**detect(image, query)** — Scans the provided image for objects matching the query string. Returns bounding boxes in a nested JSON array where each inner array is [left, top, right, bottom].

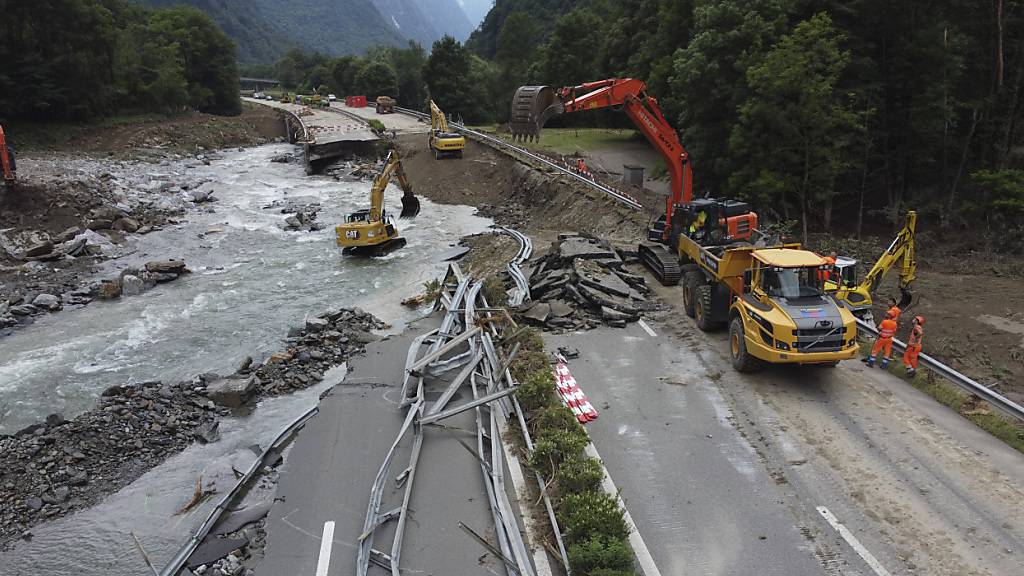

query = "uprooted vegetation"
[[510, 327, 636, 576]]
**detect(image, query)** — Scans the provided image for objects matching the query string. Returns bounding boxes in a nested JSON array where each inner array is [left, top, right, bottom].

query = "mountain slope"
[[370, 0, 441, 48], [135, 0, 407, 62], [466, 0, 581, 58], [412, 0, 476, 41], [458, 0, 495, 28]]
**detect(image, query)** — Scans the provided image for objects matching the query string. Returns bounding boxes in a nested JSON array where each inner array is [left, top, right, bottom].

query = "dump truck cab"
[[731, 249, 859, 370]]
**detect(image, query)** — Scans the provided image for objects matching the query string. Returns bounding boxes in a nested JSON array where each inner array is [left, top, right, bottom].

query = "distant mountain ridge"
[[134, 0, 478, 63]]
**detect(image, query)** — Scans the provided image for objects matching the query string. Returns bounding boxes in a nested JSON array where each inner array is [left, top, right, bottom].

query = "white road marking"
[[586, 443, 665, 576], [816, 506, 893, 576], [316, 521, 336, 576], [637, 319, 658, 338]]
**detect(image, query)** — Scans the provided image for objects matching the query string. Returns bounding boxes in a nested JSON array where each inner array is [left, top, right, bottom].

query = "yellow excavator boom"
[[862, 210, 917, 294], [335, 149, 419, 256]]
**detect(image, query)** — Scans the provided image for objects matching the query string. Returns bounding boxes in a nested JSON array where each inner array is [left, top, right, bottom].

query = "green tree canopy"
[[355, 60, 399, 99]]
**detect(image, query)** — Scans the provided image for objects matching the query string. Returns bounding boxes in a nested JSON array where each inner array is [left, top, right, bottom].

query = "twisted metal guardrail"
[[500, 227, 532, 307], [393, 106, 644, 211], [856, 318, 1024, 422]]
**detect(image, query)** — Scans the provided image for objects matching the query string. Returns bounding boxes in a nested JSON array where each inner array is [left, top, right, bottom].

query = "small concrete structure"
[[623, 164, 645, 187]]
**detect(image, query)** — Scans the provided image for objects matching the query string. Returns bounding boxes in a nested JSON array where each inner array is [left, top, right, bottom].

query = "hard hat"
[[884, 310, 895, 319], [914, 315, 925, 325]]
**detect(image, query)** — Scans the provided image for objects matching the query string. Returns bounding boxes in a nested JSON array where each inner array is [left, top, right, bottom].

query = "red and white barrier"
[[553, 358, 598, 423]]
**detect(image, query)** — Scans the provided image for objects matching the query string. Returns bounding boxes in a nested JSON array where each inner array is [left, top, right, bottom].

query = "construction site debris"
[[521, 234, 652, 330]]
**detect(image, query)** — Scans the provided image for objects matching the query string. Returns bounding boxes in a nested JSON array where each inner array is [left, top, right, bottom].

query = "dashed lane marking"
[[637, 319, 658, 338], [816, 506, 893, 576], [586, 443, 665, 576], [315, 520, 336, 576]]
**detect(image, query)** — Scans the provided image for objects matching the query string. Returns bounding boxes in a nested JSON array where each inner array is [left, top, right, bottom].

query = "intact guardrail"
[[856, 318, 1024, 422], [394, 106, 645, 211]]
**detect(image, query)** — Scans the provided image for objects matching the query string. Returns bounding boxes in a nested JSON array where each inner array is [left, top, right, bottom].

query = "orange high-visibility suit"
[[903, 323, 924, 371], [870, 317, 897, 359]]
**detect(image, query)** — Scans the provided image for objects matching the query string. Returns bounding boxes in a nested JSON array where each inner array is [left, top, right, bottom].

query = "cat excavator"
[[825, 211, 917, 321], [511, 79, 860, 371], [1, 125, 16, 190], [335, 149, 419, 256], [428, 100, 465, 159]]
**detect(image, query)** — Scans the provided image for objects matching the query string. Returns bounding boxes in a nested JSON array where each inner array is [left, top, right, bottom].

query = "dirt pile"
[[519, 234, 655, 330]]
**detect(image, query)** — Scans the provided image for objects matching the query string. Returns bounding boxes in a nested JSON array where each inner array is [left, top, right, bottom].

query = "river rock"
[[190, 189, 215, 203], [98, 280, 121, 299], [112, 217, 140, 233], [9, 304, 36, 316], [305, 317, 328, 332], [31, 294, 60, 311], [22, 241, 54, 258], [42, 486, 69, 504], [121, 275, 144, 296], [206, 377, 257, 408], [145, 259, 187, 274], [193, 421, 221, 444], [25, 497, 43, 511], [54, 226, 83, 243]]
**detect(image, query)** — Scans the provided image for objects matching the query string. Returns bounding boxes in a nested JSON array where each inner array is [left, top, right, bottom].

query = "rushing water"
[[0, 143, 491, 433], [0, 144, 491, 575]]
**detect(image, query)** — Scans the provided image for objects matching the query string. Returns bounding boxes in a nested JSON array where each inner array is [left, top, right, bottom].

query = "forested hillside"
[[0, 0, 240, 121], [454, 0, 1024, 246]]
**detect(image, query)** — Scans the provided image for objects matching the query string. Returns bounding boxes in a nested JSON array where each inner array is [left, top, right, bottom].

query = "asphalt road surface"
[[544, 296, 1024, 576], [255, 316, 535, 576]]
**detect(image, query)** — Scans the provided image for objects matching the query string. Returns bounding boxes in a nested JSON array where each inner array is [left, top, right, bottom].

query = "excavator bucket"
[[399, 192, 420, 219], [509, 86, 563, 142], [897, 286, 914, 311]]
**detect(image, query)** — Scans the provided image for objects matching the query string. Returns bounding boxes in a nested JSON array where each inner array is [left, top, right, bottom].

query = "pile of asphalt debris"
[[519, 234, 655, 330], [0, 306, 385, 544]]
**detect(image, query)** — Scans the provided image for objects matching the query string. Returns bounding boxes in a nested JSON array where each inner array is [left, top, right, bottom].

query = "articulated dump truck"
[[640, 198, 860, 372]]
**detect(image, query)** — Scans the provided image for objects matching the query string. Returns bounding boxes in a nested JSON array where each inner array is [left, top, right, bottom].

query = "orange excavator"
[[511, 78, 701, 281], [0, 125, 15, 190]]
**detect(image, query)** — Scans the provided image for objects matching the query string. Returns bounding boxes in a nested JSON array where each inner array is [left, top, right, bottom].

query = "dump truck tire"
[[730, 317, 764, 373], [695, 284, 718, 331], [682, 270, 703, 318]]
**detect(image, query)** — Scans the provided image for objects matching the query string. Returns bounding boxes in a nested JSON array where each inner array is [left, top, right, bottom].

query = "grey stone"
[[112, 217, 141, 233], [193, 421, 221, 444], [186, 535, 248, 568], [145, 259, 187, 274], [42, 486, 70, 504], [121, 275, 144, 296], [44, 413, 65, 427], [523, 302, 551, 323], [22, 241, 54, 258], [190, 189, 214, 203], [87, 219, 113, 231], [548, 300, 574, 318], [349, 330, 379, 344], [32, 294, 61, 311], [146, 271, 179, 283], [25, 497, 43, 511], [305, 317, 328, 332], [9, 305, 36, 316], [206, 377, 257, 408], [58, 237, 87, 256], [54, 226, 83, 243]]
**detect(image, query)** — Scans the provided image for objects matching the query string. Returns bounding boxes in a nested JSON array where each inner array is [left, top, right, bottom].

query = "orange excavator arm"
[[510, 79, 692, 236], [0, 125, 15, 188]]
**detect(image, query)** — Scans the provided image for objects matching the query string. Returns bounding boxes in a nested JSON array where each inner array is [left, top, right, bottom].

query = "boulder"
[[121, 275, 144, 296], [31, 294, 61, 311], [87, 219, 113, 231], [9, 305, 36, 316], [98, 280, 121, 300], [22, 241, 54, 258], [54, 226, 83, 243], [145, 259, 187, 274], [193, 421, 221, 444], [305, 317, 328, 332], [112, 217, 140, 233], [206, 377, 257, 407], [58, 237, 87, 257]]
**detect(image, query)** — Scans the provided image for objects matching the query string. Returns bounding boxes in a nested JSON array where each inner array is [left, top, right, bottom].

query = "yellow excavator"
[[335, 149, 420, 256], [428, 100, 465, 159], [825, 211, 917, 321]]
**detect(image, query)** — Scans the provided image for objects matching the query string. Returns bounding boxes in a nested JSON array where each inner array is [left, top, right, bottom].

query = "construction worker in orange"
[[886, 297, 902, 321], [577, 157, 587, 173], [864, 310, 898, 368], [903, 316, 925, 377]]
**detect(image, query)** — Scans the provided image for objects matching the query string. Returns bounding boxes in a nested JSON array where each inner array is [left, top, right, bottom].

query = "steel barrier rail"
[[159, 405, 321, 576], [499, 227, 532, 306], [855, 318, 1024, 422], [393, 106, 645, 211]]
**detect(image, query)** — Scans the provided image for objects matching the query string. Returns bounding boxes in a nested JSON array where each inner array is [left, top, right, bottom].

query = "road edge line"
[[585, 443, 665, 576], [315, 520, 336, 576], [816, 506, 893, 576]]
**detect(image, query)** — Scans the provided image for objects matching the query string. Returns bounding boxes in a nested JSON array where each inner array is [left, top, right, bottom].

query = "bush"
[[367, 119, 386, 133], [515, 368, 556, 412], [559, 491, 629, 544], [568, 535, 635, 576], [517, 327, 546, 352], [528, 425, 589, 471], [532, 405, 579, 434], [511, 349, 548, 380], [483, 275, 508, 306], [556, 456, 605, 495]]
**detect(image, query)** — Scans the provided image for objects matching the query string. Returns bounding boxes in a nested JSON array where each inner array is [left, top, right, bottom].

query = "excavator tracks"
[[638, 242, 682, 286]]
